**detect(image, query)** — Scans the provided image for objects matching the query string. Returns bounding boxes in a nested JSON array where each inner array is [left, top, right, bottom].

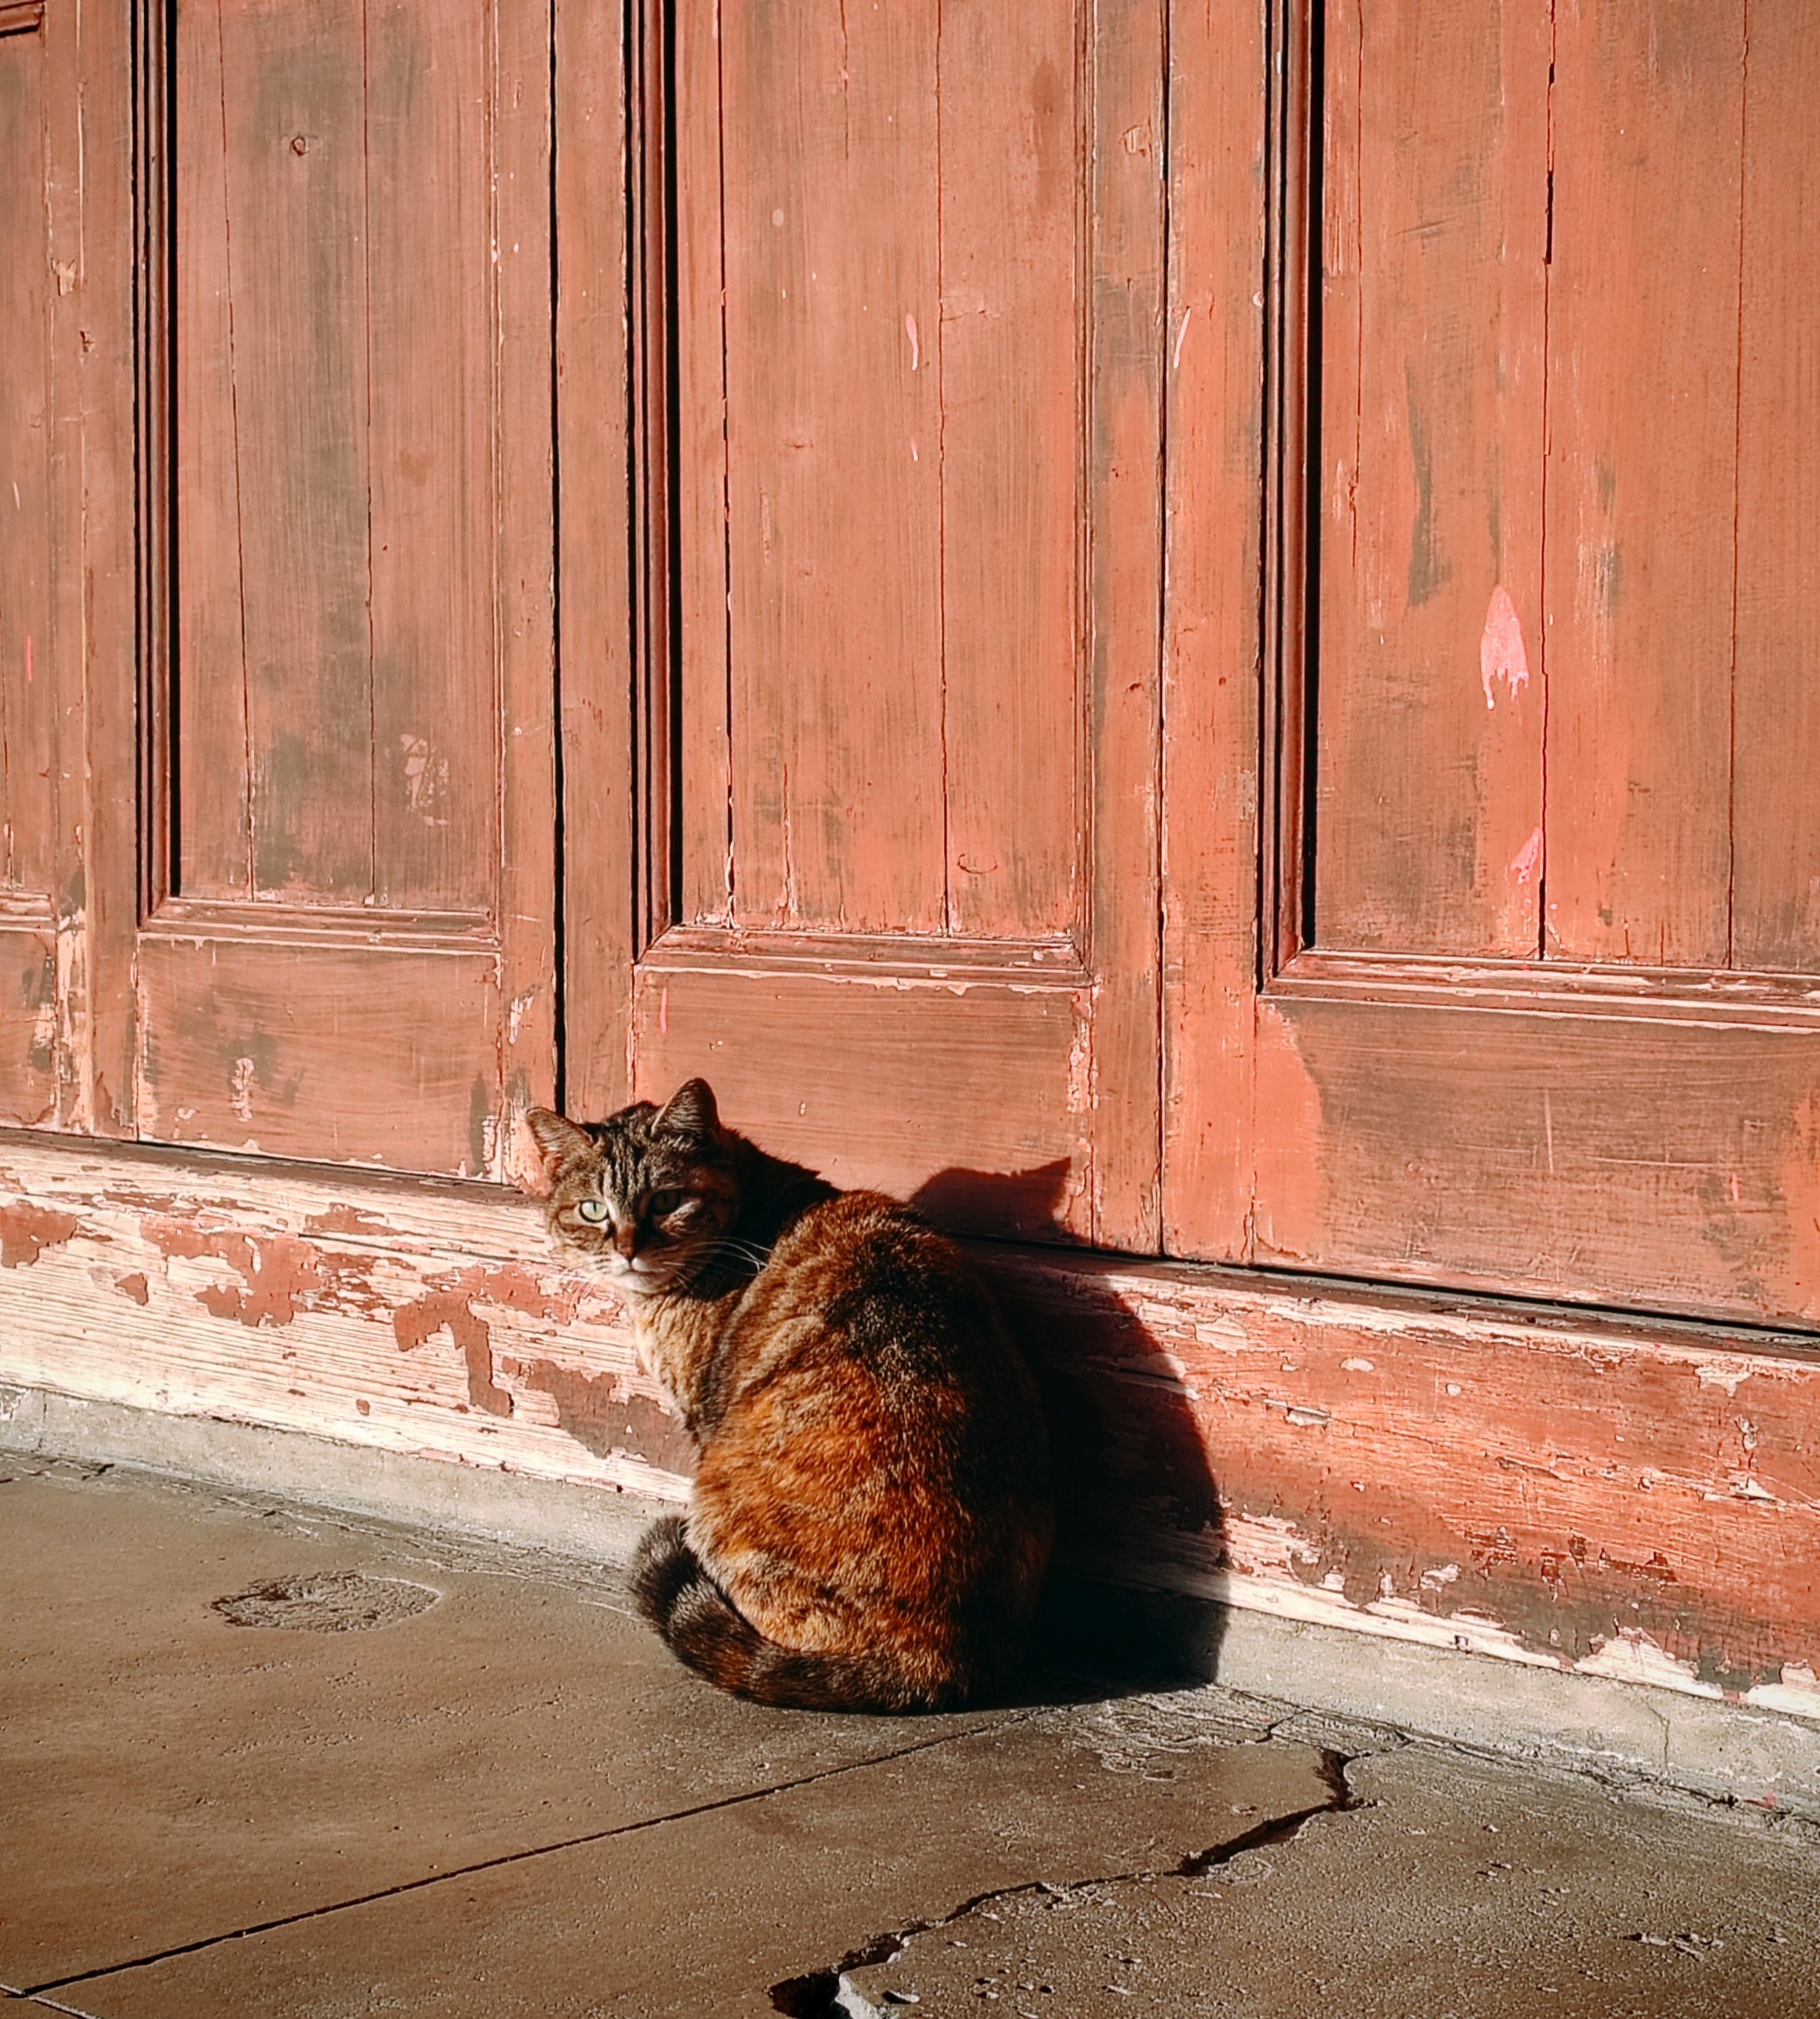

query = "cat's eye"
[[576, 1198, 610, 1225], [647, 1190, 686, 1219]]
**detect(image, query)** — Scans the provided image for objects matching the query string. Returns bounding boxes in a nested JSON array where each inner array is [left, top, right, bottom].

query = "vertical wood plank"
[[1731, 0, 1820, 975], [365, 0, 493, 914], [1544, 0, 1742, 967], [491, 0, 559, 1150], [210, 0, 375, 902], [1314, 0, 1549, 957], [675, 0, 733, 928], [938, 0, 1080, 941], [720, 0, 946, 934], [0, 19, 56, 900], [555, 0, 636, 1114], [1159, 0, 1268, 1258], [62, 0, 137, 1132], [172, 0, 251, 899], [1082, 0, 1165, 1249]]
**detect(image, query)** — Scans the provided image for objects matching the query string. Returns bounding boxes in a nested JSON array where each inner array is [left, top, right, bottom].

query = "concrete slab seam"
[[15, 1716, 1033, 2003]]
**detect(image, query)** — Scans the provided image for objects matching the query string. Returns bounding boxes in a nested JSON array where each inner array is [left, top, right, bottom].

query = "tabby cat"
[[522, 1081, 1053, 1713]]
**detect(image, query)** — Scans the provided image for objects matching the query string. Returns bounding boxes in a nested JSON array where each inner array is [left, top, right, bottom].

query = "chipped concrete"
[[3, 1458, 1818, 2016], [837, 1743, 1820, 2018]]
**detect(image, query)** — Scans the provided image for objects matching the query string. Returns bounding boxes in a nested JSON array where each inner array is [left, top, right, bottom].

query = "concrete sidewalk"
[[2, 1460, 1815, 2017]]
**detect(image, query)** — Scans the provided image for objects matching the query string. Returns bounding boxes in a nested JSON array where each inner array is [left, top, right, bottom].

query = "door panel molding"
[[113, 0, 559, 1177], [1166, 0, 1820, 1328], [595, 0, 1167, 1249]]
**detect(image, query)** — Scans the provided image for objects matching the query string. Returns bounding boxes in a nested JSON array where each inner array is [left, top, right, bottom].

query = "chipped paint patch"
[[1574, 1629, 1725, 1700], [0, 1204, 79, 1269], [145, 1219, 325, 1329], [1743, 1664, 1820, 1722], [1479, 584, 1530, 708], [1509, 826, 1543, 885]]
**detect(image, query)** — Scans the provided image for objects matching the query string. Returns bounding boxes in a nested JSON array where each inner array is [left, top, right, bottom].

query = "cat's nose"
[[614, 1226, 638, 1258]]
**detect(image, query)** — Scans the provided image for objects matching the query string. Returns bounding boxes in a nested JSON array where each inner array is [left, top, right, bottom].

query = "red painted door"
[[565, 0, 1169, 1249], [1168, 0, 1820, 1327]]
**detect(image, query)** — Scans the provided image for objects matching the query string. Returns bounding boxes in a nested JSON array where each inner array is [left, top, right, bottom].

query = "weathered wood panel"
[[936, 0, 1081, 942], [133, 935, 505, 1178], [2, 1134, 1815, 1717], [1731, 2, 1820, 976], [0, 1, 93, 1135], [716, 0, 946, 933], [0, 11, 61, 1130], [180, 0, 377, 902], [173, 0, 499, 913], [363, 0, 495, 914], [1249, 987, 1820, 1327], [631, 942, 1091, 1242], [1543, 0, 1743, 968], [1314, 0, 1548, 957]]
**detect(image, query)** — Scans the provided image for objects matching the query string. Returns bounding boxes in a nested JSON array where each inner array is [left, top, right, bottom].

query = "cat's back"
[[730, 1189, 1016, 1385]]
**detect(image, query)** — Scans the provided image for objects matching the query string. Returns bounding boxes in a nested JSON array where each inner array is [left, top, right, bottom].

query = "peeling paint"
[[1574, 1629, 1726, 1701], [0, 1204, 80, 1268], [143, 1219, 324, 1328]]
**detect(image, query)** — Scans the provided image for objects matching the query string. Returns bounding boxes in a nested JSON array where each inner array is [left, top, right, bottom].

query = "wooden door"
[[565, 0, 1169, 1249], [1169, 0, 1820, 1327], [105, 0, 558, 1177]]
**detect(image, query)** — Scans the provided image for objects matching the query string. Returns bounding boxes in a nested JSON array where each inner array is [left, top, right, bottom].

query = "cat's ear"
[[517, 1108, 593, 1197], [656, 1077, 720, 1144]]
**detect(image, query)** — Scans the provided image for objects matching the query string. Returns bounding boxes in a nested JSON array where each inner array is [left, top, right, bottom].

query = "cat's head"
[[520, 1079, 740, 1297]]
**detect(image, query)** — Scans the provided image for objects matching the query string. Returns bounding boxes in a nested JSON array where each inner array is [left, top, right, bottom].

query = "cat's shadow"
[[911, 1162, 1228, 1710]]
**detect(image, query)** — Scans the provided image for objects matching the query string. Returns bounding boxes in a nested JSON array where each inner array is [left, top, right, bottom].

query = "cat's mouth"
[[605, 1254, 680, 1296]]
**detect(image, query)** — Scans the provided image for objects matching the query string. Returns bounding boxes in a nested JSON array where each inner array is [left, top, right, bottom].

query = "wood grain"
[[1249, 989, 1820, 1328], [632, 949, 1093, 1243], [200, 0, 376, 901], [937, 0, 1081, 941], [0, 20, 58, 905], [62, 0, 137, 1133], [1077, 0, 1166, 1250], [364, 0, 493, 914], [1543, 0, 1744, 967], [1730, 0, 1820, 975], [172, 0, 251, 898], [641, 0, 1163, 1252], [673, 0, 733, 929], [4, 1132, 1816, 1705], [1159, 0, 1268, 1261], [719, 0, 946, 933], [1314, 0, 1548, 957]]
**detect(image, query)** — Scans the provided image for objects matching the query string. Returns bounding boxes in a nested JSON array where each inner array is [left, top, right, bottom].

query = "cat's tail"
[[630, 1517, 950, 1714]]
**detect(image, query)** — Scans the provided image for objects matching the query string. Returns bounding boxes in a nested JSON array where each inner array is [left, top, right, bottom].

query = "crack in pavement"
[[19, 1716, 1029, 2001], [770, 1747, 1369, 2018]]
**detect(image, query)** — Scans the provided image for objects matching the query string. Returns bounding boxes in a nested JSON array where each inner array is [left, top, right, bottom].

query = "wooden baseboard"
[[1, 1129, 1815, 1719]]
